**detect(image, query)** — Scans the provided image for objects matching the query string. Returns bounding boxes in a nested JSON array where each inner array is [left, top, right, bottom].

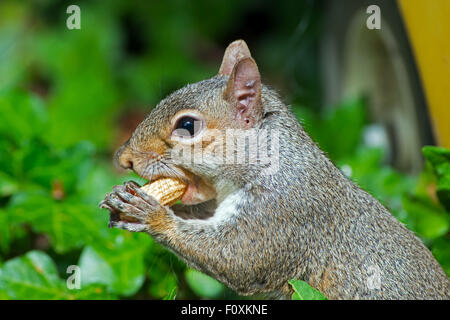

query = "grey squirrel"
[[100, 40, 450, 299]]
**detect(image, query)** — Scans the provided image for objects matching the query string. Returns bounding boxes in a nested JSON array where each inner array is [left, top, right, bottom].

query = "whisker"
[[125, 144, 187, 182]]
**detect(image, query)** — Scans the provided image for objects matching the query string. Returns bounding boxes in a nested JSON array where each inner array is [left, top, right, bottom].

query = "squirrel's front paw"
[[99, 181, 171, 234]]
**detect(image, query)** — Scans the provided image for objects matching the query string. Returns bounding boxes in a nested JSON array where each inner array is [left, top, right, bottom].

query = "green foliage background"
[[0, 0, 448, 300]]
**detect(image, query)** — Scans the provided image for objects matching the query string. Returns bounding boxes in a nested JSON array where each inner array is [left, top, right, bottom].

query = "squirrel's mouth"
[[139, 166, 216, 205], [179, 173, 216, 205]]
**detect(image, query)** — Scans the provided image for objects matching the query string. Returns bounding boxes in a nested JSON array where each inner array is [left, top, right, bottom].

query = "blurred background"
[[0, 0, 448, 299]]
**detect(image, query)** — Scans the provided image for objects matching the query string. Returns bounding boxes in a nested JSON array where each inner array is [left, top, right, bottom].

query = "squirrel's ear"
[[224, 57, 262, 128], [219, 40, 252, 76]]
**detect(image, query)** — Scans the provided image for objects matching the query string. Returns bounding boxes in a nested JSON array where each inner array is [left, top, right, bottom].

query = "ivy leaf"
[[0, 251, 113, 300], [8, 191, 110, 253], [289, 280, 327, 300], [0, 250, 112, 299], [0, 251, 65, 299], [22, 141, 95, 193], [79, 233, 151, 297], [77, 246, 116, 290]]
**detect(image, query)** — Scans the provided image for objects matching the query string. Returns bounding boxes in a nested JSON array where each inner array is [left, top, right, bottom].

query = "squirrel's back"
[[245, 89, 450, 298]]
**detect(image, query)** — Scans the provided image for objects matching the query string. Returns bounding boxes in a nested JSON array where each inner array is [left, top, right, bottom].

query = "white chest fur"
[[208, 189, 244, 226]]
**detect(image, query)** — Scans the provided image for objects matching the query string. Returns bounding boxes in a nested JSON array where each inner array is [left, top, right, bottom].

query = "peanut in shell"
[[140, 178, 186, 206]]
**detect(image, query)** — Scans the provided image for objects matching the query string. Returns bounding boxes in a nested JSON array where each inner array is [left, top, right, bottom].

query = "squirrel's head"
[[116, 40, 266, 204]]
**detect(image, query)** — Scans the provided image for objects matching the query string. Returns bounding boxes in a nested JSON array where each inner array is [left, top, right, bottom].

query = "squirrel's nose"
[[115, 144, 134, 170]]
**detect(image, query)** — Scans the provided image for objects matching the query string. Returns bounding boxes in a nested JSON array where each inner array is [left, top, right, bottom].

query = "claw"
[[99, 200, 117, 213], [116, 189, 133, 202], [125, 182, 160, 206], [108, 193, 125, 210]]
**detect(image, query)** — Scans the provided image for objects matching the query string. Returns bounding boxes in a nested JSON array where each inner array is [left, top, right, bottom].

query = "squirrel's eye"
[[173, 116, 202, 138]]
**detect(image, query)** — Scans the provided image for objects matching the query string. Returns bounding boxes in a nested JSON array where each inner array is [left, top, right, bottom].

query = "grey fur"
[[103, 62, 450, 301]]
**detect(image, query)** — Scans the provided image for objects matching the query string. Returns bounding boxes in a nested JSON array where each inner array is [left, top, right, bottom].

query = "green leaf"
[[185, 269, 224, 298], [68, 284, 116, 300], [0, 172, 18, 197], [162, 286, 177, 300], [0, 251, 65, 299], [75, 160, 142, 205], [0, 209, 11, 253], [79, 233, 151, 296], [402, 196, 449, 240], [8, 191, 110, 253], [0, 89, 48, 143], [300, 98, 366, 161], [289, 280, 327, 300], [422, 146, 450, 210], [145, 242, 184, 299], [0, 251, 115, 300], [0, 290, 9, 300], [423, 146, 450, 170], [20, 140, 95, 194], [31, 15, 121, 150], [432, 237, 450, 277], [147, 261, 178, 299], [77, 246, 116, 290]]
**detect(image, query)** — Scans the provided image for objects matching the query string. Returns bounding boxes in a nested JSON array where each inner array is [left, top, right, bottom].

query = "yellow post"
[[397, 0, 450, 148]]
